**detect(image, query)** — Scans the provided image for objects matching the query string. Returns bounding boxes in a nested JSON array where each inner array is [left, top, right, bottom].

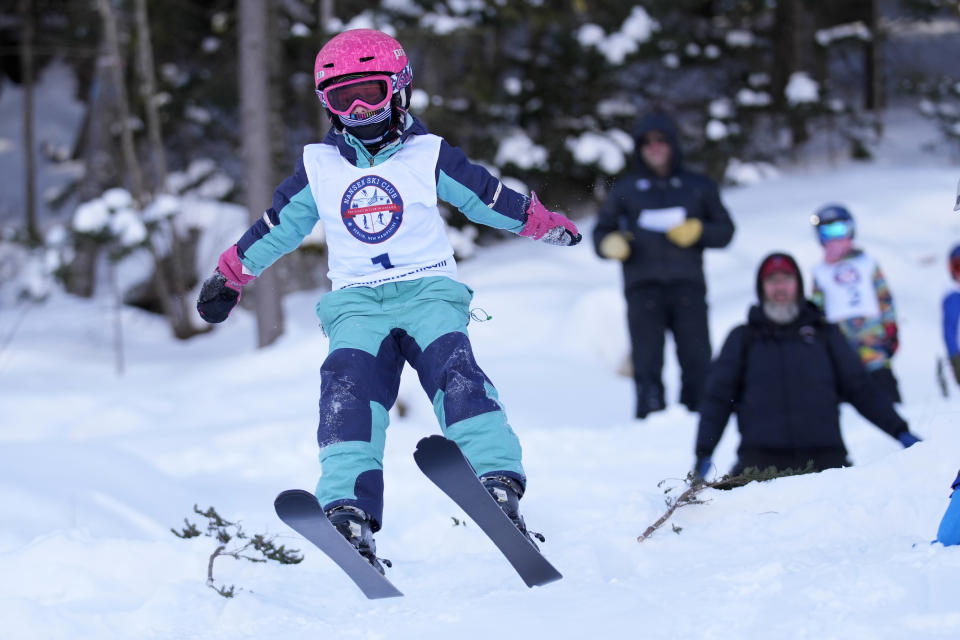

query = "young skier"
[[810, 204, 902, 404], [195, 29, 580, 573]]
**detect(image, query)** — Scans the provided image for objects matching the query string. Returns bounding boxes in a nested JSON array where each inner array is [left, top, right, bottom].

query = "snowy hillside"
[[2, 115, 960, 639]]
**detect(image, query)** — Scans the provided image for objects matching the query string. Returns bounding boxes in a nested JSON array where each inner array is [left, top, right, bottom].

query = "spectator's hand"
[[896, 431, 921, 448], [196, 245, 256, 324], [883, 322, 899, 356], [950, 353, 960, 386], [520, 191, 581, 246], [693, 456, 713, 481], [599, 231, 631, 261], [665, 218, 703, 248]]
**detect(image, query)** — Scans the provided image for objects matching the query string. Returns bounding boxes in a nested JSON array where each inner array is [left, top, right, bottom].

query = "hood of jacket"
[[754, 251, 805, 302], [632, 111, 684, 175]]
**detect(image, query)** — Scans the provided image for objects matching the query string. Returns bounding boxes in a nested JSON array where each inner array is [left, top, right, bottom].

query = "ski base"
[[274, 489, 403, 599], [414, 435, 563, 588]]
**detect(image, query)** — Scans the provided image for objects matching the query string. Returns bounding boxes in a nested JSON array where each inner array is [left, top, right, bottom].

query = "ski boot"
[[481, 475, 546, 548], [325, 505, 391, 575]]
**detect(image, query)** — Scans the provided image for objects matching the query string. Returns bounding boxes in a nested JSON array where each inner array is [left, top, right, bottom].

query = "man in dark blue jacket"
[[694, 253, 919, 478], [593, 112, 735, 418]]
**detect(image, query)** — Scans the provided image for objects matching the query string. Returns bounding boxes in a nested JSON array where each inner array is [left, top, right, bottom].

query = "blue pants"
[[313, 276, 524, 530]]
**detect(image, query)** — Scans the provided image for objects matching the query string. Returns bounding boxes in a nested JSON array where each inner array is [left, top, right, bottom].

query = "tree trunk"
[[97, 0, 198, 339], [773, 0, 812, 148], [238, 0, 284, 348], [133, 0, 167, 191], [95, 0, 144, 203], [19, 0, 39, 246], [864, 0, 885, 114], [133, 0, 200, 339]]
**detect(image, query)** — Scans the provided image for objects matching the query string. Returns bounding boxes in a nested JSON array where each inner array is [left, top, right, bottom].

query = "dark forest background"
[[2, 0, 959, 345]]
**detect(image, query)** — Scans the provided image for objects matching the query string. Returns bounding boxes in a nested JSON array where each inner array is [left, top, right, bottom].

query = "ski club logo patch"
[[832, 263, 861, 286], [341, 176, 404, 243]]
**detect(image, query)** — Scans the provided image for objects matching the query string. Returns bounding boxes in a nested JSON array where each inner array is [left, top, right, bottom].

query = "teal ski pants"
[[313, 276, 524, 529]]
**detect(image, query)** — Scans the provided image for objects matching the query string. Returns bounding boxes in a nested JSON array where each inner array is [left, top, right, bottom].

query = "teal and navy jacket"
[[233, 114, 531, 290]]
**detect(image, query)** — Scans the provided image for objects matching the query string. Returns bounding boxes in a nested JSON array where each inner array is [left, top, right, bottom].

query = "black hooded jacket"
[[696, 253, 908, 459], [593, 112, 735, 290]]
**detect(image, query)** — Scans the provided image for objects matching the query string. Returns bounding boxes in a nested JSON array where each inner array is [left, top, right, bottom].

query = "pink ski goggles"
[[317, 74, 393, 117]]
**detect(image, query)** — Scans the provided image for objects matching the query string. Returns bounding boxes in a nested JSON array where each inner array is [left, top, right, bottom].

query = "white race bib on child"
[[813, 253, 881, 321]]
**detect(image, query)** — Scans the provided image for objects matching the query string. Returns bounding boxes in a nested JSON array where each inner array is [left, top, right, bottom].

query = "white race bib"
[[302, 135, 458, 290], [813, 253, 881, 321]]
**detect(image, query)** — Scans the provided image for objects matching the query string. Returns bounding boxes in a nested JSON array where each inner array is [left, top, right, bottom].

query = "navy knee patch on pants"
[[407, 332, 501, 424], [317, 344, 404, 446]]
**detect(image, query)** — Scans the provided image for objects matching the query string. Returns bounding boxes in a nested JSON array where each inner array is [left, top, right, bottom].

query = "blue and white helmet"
[[810, 204, 855, 242]]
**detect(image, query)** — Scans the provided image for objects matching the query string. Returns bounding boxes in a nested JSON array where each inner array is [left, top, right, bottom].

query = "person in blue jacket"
[[943, 245, 960, 385], [195, 29, 580, 572], [935, 182, 960, 546]]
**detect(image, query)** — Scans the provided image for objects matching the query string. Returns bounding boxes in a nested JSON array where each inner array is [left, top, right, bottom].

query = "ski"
[[274, 489, 403, 599], [413, 435, 563, 588]]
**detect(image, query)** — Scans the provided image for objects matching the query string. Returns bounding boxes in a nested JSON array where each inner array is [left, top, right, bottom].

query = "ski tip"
[[274, 489, 319, 511], [414, 434, 458, 456], [528, 571, 563, 588], [415, 434, 449, 449]]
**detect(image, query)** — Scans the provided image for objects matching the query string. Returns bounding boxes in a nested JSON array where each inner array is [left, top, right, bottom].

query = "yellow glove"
[[665, 218, 703, 248], [599, 231, 631, 261]]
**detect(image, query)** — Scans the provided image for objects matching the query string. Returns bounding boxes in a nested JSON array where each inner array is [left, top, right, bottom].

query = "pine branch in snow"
[[172, 504, 303, 598], [637, 463, 816, 542]]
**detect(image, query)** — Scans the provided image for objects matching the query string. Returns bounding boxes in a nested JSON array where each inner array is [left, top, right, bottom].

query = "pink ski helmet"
[[314, 29, 412, 91]]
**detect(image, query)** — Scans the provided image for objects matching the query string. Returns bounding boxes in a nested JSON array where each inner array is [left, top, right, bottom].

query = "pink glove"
[[519, 192, 581, 246], [217, 245, 257, 292]]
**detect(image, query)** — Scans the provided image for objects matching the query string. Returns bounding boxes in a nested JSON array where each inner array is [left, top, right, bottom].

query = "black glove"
[[196, 271, 240, 323]]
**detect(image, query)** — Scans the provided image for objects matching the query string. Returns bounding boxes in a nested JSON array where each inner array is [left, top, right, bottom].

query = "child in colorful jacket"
[[195, 29, 580, 573], [810, 204, 901, 404]]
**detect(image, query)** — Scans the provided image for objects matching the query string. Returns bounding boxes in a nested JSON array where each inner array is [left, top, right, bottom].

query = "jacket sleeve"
[[695, 178, 735, 249], [943, 292, 960, 356], [826, 324, 908, 437], [592, 180, 627, 257], [435, 139, 528, 233], [810, 278, 825, 311], [873, 263, 896, 326], [695, 325, 747, 458], [236, 157, 320, 276]]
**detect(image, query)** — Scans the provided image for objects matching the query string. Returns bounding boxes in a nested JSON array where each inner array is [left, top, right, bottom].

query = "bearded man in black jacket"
[[594, 111, 735, 419], [693, 253, 920, 479]]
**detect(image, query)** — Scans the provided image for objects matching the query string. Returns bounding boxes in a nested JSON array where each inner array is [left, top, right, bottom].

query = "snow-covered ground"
[[2, 118, 960, 639]]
